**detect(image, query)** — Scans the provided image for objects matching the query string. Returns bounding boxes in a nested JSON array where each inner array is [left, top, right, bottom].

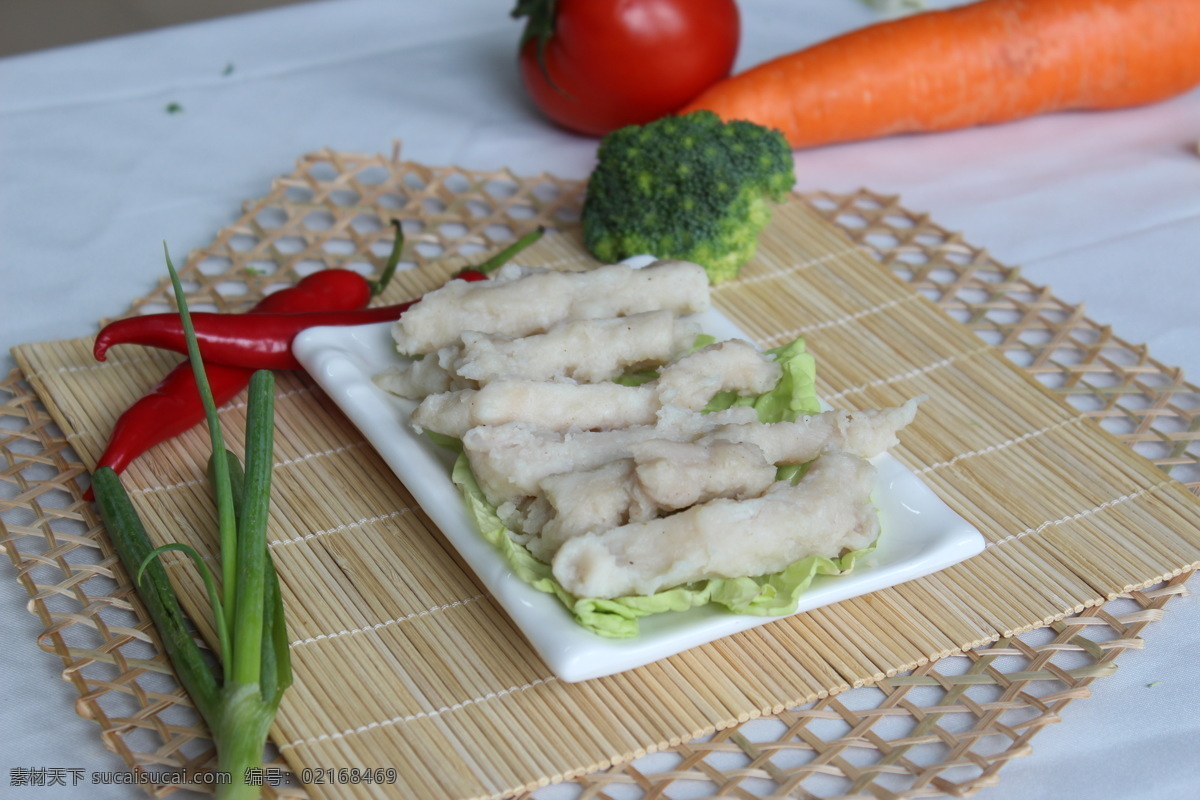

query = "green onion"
[[92, 467, 220, 719], [92, 245, 291, 799]]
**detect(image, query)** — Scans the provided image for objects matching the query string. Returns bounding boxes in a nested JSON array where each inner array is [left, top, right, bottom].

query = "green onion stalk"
[[92, 246, 291, 799]]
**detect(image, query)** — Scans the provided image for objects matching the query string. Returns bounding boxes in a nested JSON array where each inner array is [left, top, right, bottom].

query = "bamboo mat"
[[4, 149, 1200, 799]]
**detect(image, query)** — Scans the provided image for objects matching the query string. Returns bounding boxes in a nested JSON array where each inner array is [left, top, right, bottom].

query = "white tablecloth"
[[2, 1, 1197, 797]]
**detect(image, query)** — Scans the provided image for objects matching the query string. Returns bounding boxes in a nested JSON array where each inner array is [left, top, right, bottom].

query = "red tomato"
[[515, 0, 740, 137]]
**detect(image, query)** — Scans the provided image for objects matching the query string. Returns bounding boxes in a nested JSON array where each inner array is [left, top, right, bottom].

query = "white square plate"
[[292, 283, 985, 683]]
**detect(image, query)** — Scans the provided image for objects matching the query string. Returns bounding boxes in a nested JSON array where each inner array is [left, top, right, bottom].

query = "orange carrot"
[[680, 0, 1200, 149]]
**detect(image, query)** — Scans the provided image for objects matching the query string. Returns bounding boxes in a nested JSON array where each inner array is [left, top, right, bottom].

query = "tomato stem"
[[511, 0, 576, 99]]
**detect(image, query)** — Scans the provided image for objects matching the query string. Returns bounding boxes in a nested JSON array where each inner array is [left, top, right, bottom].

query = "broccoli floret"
[[582, 110, 794, 284]]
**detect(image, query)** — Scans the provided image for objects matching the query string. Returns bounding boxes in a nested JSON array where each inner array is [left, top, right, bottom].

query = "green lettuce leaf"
[[705, 337, 821, 420], [448, 336, 876, 638]]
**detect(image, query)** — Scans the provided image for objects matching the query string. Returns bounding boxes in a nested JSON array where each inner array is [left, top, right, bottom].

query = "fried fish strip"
[[392, 259, 710, 355], [456, 311, 701, 385], [461, 406, 760, 506], [411, 341, 791, 437], [702, 397, 923, 463], [552, 450, 879, 599], [654, 339, 782, 410]]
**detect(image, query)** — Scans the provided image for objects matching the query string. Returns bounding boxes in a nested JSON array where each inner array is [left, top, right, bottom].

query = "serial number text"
[[301, 768, 398, 785]]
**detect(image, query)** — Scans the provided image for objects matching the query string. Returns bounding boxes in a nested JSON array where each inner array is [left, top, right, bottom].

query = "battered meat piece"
[[461, 406, 760, 506], [456, 311, 701, 384], [527, 460, 658, 562], [374, 345, 471, 399], [411, 381, 660, 438], [378, 311, 702, 401], [654, 339, 782, 410], [498, 433, 776, 561], [552, 450, 879, 599], [391, 259, 710, 355], [479, 401, 920, 561], [410, 344, 791, 437], [701, 397, 923, 463], [630, 439, 777, 510]]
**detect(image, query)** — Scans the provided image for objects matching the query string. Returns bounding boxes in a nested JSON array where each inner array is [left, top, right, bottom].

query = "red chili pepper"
[[254, 267, 374, 313], [93, 273, 488, 370], [83, 269, 379, 500], [93, 227, 544, 372], [85, 222, 417, 502]]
